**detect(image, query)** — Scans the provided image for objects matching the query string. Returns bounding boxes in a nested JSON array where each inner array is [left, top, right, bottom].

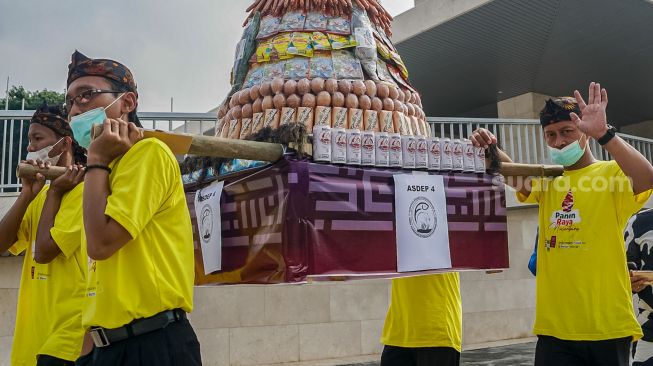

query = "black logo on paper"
[[199, 204, 213, 243], [409, 196, 437, 238]]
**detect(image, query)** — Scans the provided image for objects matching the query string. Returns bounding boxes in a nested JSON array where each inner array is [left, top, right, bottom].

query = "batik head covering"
[[540, 97, 581, 127], [66, 50, 137, 94], [30, 102, 73, 137]]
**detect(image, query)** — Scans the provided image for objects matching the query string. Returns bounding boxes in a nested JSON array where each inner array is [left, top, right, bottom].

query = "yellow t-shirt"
[[380, 273, 462, 351], [517, 160, 652, 341], [10, 184, 87, 365], [82, 138, 194, 329]]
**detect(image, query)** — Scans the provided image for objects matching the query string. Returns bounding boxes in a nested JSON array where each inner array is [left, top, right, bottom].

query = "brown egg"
[[273, 94, 287, 109], [338, 80, 352, 95], [252, 98, 263, 113], [284, 79, 297, 96], [297, 78, 311, 95], [287, 94, 301, 108], [241, 103, 253, 118], [260, 81, 272, 96], [249, 85, 261, 101]]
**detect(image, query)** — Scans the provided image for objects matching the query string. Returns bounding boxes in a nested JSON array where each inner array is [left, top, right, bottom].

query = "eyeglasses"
[[65, 89, 121, 111]]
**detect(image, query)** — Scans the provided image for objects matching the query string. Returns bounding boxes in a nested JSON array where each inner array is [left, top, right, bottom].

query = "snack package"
[[351, 5, 377, 80], [375, 58, 393, 82], [220, 159, 268, 175], [309, 51, 335, 79], [279, 11, 306, 32], [304, 11, 328, 31], [271, 33, 293, 60], [328, 33, 357, 50], [263, 61, 286, 81], [257, 15, 281, 39], [287, 32, 314, 58], [389, 50, 409, 79], [311, 32, 331, 51], [326, 15, 352, 34], [387, 63, 416, 93], [243, 63, 266, 88], [376, 34, 392, 61], [256, 40, 273, 63], [284, 57, 310, 79], [332, 49, 364, 80], [354, 27, 377, 80]]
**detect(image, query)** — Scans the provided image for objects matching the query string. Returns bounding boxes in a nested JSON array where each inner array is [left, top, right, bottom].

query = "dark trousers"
[[37, 355, 75, 366], [535, 335, 631, 366], [381, 345, 460, 366], [75, 319, 201, 366]]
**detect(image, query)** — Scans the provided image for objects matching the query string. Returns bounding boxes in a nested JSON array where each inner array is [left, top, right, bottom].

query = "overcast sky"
[[0, 0, 413, 112]]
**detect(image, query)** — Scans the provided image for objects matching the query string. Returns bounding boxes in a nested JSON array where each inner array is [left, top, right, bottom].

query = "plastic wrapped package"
[[284, 57, 310, 80], [375, 58, 393, 82], [326, 15, 352, 34], [332, 49, 364, 80], [257, 15, 281, 39], [387, 63, 416, 93], [311, 32, 331, 51], [279, 10, 306, 32], [220, 159, 268, 175], [287, 32, 314, 58], [353, 30, 377, 79], [309, 51, 335, 79], [328, 33, 357, 50], [243, 63, 266, 88], [304, 11, 328, 31], [263, 61, 286, 81], [271, 33, 293, 60], [256, 40, 273, 63]]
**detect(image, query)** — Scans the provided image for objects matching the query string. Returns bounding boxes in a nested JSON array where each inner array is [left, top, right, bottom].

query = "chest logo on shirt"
[[549, 190, 581, 230]]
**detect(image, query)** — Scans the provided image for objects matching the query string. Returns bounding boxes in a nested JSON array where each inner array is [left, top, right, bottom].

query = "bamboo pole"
[[17, 161, 564, 180], [16, 164, 67, 180], [90, 124, 285, 162], [499, 163, 564, 177]]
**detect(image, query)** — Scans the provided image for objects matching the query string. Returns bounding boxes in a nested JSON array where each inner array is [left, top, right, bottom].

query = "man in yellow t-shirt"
[[65, 51, 201, 366], [471, 83, 653, 366], [0, 105, 88, 366], [380, 273, 462, 366]]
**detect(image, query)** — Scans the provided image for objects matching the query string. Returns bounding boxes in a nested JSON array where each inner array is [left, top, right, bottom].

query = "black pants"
[[381, 345, 460, 366], [75, 319, 201, 366], [37, 355, 75, 366], [535, 335, 631, 366]]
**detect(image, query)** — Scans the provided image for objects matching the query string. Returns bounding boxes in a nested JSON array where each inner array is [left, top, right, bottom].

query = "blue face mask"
[[548, 136, 586, 167], [70, 93, 125, 149]]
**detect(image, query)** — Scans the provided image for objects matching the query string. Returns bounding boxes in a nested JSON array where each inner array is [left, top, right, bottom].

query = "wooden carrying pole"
[[17, 160, 563, 181], [16, 124, 564, 179], [89, 125, 285, 161]]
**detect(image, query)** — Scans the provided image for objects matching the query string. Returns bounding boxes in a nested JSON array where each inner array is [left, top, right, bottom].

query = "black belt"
[[90, 309, 186, 347]]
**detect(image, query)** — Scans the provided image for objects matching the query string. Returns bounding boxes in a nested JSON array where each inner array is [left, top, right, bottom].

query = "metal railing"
[[0, 111, 216, 194], [1, 111, 652, 193], [428, 117, 653, 165]]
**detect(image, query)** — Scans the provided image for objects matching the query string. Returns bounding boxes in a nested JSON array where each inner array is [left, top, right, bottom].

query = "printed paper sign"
[[194, 180, 225, 274], [393, 174, 451, 272]]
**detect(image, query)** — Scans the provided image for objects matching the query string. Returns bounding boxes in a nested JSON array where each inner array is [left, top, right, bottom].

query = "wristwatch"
[[597, 124, 617, 145]]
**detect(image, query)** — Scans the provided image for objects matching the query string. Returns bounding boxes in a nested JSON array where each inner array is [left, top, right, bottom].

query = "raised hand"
[[570, 82, 609, 140]]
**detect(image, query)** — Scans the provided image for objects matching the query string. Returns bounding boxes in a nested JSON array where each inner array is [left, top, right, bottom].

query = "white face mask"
[[26, 138, 64, 165]]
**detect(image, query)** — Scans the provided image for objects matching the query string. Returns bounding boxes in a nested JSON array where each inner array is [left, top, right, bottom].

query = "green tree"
[[0, 86, 65, 193], [0, 86, 65, 110]]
